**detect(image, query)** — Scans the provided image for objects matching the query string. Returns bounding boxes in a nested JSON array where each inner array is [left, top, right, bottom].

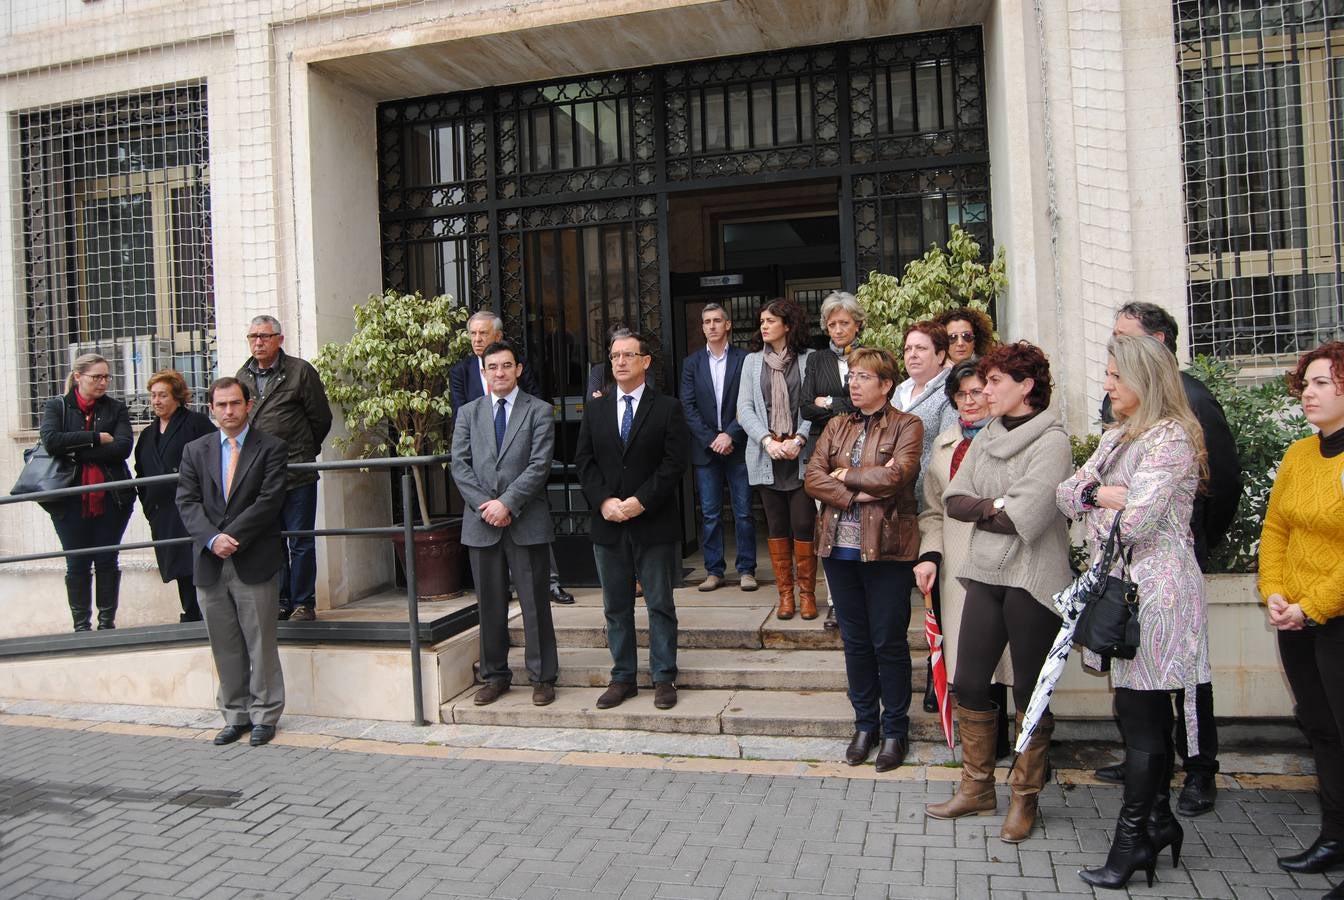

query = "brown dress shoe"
[[595, 681, 637, 709], [473, 681, 511, 705], [532, 683, 556, 706], [874, 737, 908, 772], [653, 681, 677, 709], [288, 606, 316, 621]]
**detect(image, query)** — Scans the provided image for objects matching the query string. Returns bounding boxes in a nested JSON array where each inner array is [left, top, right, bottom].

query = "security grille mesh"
[[1176, 0, 1344, 363]]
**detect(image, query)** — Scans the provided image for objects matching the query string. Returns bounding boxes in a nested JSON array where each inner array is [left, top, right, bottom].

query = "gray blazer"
[[450, 390, 556, 548], [736, 348, 815, 487]]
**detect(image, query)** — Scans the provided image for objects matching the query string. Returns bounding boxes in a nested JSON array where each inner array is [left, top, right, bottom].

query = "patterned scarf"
[[762, 345, 796, 437], [74, 390, 107, 518], [949, 416, 988, 480]]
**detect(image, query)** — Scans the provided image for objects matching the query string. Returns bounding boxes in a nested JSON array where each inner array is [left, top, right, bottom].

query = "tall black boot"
[[1148, 732, 1184, 866], [94, 568, 120, 630], [1079, 748, 1162, 890], [177, 579, 202, 623], [66, 574, 93, 632]]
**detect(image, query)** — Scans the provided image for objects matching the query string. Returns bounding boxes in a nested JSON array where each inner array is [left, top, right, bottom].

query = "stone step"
[[443, 686, 953, 740]]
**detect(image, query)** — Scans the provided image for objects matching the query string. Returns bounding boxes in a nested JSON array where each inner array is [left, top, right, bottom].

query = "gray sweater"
[[943, 408, 1074, 605]]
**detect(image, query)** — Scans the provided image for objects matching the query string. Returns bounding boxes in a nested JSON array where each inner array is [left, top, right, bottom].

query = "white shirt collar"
[[706, 343, 728, 362], [490, 385, 521, 407], [618, 382, 646, 403]]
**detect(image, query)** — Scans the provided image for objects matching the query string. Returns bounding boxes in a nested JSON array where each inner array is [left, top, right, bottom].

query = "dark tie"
[[620, 395, 634, 445], [494, 398, 507, 452]]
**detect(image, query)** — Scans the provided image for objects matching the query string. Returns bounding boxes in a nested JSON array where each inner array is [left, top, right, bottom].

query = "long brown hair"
[[1106, 334, 1208, 485]]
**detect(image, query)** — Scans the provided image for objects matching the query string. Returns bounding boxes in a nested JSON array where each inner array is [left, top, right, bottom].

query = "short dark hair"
[[482, 340, 519, 365], [753, 297, 810, 353], [207, 376, 250, 405], [608, 328, 653, 357], [905, 320, 950, 357], [847, 347, 900, 400], [977, 341, 1053, 411], [1116, 302, 1179, 354], [944, 358, 982, 405]]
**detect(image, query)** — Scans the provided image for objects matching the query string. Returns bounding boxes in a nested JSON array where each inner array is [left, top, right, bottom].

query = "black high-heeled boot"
[[1148, 739, 1184, 866], [66, 574, 93, 632], [1079, 748, 1162, 890], [94, 568, 120, 630]]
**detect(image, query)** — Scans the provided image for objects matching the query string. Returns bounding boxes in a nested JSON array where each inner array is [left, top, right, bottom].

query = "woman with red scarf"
[[39, 353, 135, 631]]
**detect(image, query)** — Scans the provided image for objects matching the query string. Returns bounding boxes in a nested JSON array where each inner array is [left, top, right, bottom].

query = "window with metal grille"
[[1176, 1, 1344, 363], [17, 84, 214, 421]]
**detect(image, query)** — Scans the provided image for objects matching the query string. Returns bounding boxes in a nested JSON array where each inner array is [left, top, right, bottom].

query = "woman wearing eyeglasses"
[[38, 353, 136, 631], [939, 307, 998, 365]]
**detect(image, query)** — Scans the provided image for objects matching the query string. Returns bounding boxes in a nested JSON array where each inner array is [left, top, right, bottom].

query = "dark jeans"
[[694, 458, 756, 577], [823, 557, 913, 739], [955, 580, 1061, 713], [758, 485, 815, 541], [593, 536, 679, 684], [279, 482, 318, 612], [1279, 618, 1344, 841], [51, 502, 133, 578]]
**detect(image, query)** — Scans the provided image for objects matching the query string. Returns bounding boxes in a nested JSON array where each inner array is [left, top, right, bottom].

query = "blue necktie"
[[620, 395, 634, 446], [494, 398, 507, 452]]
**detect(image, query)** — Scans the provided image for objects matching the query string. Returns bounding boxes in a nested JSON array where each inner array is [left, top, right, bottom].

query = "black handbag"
[[1073, 515, 1141, 660], [11, 442, 78, 498]]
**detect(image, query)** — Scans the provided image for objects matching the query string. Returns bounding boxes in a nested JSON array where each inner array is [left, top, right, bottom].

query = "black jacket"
[[236, 350, 332, 490], [39, 391, 135, 512], [134, 406, 217, 582], [1100, 370, 1241, 571], [800, 347, 857, 427], [575, 386, 690, 546]]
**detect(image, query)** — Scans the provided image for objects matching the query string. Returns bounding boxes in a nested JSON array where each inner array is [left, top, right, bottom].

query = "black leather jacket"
[[39, 391, 135, 510]]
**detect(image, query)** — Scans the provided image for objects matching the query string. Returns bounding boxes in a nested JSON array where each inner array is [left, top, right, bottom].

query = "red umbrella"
[[923, 591, 954, 748]]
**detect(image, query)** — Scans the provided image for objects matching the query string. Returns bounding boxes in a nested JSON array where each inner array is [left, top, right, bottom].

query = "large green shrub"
[[1187, 356, 1310, 573], [855, 225, 1005, 360]]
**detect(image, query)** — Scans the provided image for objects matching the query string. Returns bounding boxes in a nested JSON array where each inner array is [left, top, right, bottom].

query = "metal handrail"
[[1, 453, 458, 726]]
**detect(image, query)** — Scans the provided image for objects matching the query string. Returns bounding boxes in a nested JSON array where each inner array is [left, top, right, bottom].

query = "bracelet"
[[1080, 482, 1100, 508]]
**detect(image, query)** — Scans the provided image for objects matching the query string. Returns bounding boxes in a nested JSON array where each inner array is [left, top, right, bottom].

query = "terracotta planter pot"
[[390, 517, 464, 601]]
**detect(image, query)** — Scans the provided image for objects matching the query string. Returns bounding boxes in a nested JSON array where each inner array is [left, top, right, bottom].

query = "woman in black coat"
[[39, 353, 136, 631], [134, 370, 216, 622]]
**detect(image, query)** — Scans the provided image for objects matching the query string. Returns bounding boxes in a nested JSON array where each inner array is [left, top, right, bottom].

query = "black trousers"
[[823, 558, 913, 738], [758, 486, 816, 541], [954, 580, 1061, 713], [1115, 687, 1175, 759], [1111, 680, 1219, 775], [1279, 618, 1344, 841]]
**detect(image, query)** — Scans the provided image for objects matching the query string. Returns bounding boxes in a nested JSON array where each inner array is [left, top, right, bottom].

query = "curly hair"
[[147, 369, 192, 406], [1288, 340, 1344, 396], [976, 341, 1053, 411], [904, 320, 949, 357], [754, 297, 811, 354], [939, 307, 997, 358]]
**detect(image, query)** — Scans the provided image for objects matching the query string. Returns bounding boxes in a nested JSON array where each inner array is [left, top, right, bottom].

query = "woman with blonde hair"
[[1058, 334, 1209, 889], [134, 370, 216, 622], [38, 353, 135, 631]]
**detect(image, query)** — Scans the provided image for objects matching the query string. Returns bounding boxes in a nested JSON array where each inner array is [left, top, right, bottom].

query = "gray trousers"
[[470, 533, 559, 685], [199, 559, 285, 727]]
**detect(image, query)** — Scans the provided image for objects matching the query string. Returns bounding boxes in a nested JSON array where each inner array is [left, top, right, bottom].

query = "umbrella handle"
[[923, 591, 933, 611]]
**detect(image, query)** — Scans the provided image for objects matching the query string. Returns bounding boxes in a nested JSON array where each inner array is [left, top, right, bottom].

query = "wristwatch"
[[992, 497, 1006, 512]]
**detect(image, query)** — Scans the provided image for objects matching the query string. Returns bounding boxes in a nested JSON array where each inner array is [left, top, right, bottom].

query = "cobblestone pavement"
[[0, 721, 1338, 900]]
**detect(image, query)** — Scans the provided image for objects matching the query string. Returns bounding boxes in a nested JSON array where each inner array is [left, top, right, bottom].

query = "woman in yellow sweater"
[[1259, 340, 1344, 879]]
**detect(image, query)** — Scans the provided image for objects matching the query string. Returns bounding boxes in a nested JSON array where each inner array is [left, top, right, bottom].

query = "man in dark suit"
[[448, 310, 573, 606], [451, 340, 560, 707], [575, 329, 690, 710], [1094, 301, 1242, 817], [679, 303, 755, 592], [176, 377, 289, 747]]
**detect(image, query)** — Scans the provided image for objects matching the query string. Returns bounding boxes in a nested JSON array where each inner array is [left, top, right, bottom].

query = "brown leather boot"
[[1001, 712, 1054, 843], [768, 538, 795, 619], [794, 539, 818, 619], [926, 704, 1000, 819]]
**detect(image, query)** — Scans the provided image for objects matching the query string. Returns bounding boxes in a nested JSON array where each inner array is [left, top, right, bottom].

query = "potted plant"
[[314, 289, 473, 599]]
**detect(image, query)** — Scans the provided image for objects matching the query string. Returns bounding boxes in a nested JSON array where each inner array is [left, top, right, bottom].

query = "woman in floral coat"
[[1058, 334, 1209, 890]]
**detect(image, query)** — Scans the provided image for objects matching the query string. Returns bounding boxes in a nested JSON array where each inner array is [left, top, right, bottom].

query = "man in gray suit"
[[176, 377, 289, 746], [451, 340, 560, 706]]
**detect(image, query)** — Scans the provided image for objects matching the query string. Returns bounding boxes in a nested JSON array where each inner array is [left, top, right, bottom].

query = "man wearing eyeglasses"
[[574, 330, 690, 711], [236, 315, 333, 622]]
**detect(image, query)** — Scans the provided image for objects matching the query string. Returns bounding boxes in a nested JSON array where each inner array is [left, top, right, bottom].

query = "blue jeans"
[[823, 557, 914, 739], [593, 536, 679, 684], [279, 482, 318, 612], [693, 457, 756, 577]]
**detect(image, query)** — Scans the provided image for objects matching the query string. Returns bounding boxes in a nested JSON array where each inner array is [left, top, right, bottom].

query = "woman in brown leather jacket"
[[805, 347, 924, 772]]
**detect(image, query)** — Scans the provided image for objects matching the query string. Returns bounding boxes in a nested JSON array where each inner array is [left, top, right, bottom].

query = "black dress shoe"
[[1325, 880, 1344, 899], [1278, 836, 1344, 874], [595, 681, 637, 709], [213, 724, 252, 745], [874, 737, 909, 773], [249, 725, 276, 746], [844, 730, 876, 766], [1094, 762, 1125, 784], [550, 585, 575, 604], [653, 681, 677, 709], [1176, 772, 1217, 817]]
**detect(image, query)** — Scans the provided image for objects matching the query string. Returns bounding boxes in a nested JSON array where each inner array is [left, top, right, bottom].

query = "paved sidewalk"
[[0, 718, 1339, 899]]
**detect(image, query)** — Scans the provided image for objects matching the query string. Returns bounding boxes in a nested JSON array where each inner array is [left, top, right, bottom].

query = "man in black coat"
[[1095, 302, 1242, 817], [176, 377, 289, 747], [575, 330, 690, 711]]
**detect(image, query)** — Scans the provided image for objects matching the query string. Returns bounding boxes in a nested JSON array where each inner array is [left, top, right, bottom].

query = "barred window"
[[17, 84, 214, 421]]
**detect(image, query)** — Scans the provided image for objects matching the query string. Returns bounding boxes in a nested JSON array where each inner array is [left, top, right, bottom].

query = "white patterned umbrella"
[[1014, 564, 1101, 754]]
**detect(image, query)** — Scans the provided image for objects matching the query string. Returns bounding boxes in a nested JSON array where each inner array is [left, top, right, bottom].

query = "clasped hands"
[[764, 437, 801, 461], [1266, 593, 1310, 632], [478, 498, 512, 528], [600, 496, 645, 522], [709, 433, 734, 456]]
